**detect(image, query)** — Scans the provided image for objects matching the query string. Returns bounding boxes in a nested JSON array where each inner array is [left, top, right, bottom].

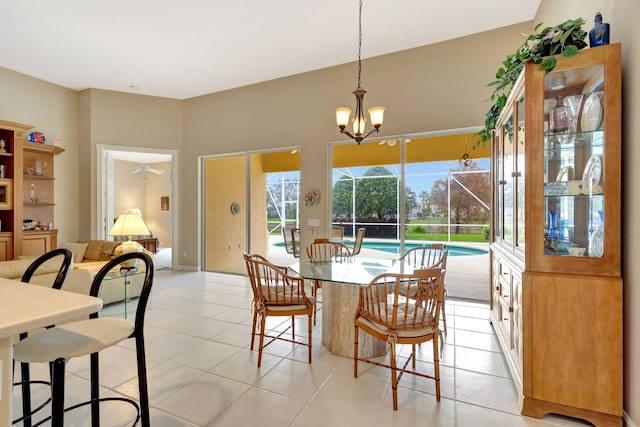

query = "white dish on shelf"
[[582, 155, 602, 186], [580, 93, 603, 132], [556, 166, 573, 181]]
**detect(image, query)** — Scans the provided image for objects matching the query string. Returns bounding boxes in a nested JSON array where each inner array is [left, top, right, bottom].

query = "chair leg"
[[136, 334, 151, 427], [50, 358, 66, 427], [441, 299, 447, 333], [250, 306, 258, 350], [20, 362, 32, 427], [390, 342, 398, 411], [353, 324, 359, 377], [433, 335, 441, 402], [90, 352, 100, 426], [257, 314, 266, 368], [307, 313, 312, 364], [441, 286, 448, 333], [291, 315, 295, 339]]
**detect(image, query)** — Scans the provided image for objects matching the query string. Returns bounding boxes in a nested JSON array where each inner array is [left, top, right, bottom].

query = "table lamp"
[[109, 211, 150, 269]]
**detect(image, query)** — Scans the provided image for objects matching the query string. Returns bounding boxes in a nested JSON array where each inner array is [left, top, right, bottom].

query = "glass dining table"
[[289, 257, 418, 358]]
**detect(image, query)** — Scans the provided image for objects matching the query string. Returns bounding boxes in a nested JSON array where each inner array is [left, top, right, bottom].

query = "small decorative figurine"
[[589, 12, 610, 47], [0, 139, 6, 152]]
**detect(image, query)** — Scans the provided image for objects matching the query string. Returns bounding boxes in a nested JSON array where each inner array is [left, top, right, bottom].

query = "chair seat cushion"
[[356, 316, 437, 339], [13, 317, 135, 363]]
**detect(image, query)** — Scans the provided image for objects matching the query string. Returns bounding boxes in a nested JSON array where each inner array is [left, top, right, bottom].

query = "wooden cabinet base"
[[22, 230, 57, 256], [522, 397, 621, 427]]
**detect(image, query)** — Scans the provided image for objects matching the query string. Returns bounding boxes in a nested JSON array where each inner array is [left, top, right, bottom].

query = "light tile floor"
[[13, 269, 593, 426]]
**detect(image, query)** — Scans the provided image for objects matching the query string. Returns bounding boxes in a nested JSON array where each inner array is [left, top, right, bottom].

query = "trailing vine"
[[475, 18, 588, 148]]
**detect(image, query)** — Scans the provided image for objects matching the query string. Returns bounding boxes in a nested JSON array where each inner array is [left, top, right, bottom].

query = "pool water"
[[359, 241, 488, 256], [275, 241, 487, 256]]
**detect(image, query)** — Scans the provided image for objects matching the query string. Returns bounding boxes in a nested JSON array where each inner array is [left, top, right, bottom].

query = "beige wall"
[[79, 89, 182, 239], [536, 3, 639, 425], [0, 67, 81, 245], [183, 22, 532, 263]]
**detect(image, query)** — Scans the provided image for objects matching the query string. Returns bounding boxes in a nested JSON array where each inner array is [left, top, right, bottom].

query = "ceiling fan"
[[131, 164, 166, 174]]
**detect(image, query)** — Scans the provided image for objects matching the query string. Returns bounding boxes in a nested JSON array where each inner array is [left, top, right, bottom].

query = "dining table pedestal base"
[[321, 280, 387, 358]]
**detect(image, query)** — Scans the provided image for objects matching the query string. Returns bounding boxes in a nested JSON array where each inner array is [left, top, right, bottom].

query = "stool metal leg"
[[20, 362, 32, 427], [90, 353, 100, 426], [136, 335, 151, 427], [50, 359, 66, 427]]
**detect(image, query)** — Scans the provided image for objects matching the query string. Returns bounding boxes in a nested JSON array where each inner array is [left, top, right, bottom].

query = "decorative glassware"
[[549, 96, 568, 134], [564, 95, 583, 135], [548, 210, 559, 240]]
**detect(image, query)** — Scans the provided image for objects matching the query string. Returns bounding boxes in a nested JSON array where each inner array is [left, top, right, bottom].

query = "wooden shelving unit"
[[490, 44, 622, 426], [0, 119, 64, 259]]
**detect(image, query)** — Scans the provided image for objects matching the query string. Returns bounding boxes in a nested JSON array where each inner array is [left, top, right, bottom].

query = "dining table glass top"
[[289, 257, 418, 286]]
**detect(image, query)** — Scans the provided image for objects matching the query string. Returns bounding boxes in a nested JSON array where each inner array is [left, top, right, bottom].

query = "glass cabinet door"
[[515, 92, 526, 253], [543, 63, 604, 258]]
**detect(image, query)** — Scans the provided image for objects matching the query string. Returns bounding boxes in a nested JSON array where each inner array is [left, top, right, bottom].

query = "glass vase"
[[548, 210, 559, 240]]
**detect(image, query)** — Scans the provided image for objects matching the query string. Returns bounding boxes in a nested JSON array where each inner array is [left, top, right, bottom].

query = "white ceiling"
[[110, 150, 171, 165], [1, 1, 540, 100]]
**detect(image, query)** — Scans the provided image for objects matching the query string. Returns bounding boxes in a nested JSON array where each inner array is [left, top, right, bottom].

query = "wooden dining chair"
[[399, 244, 449, 332], [350, 227, 366, 256], [243, 253, 315, 367], [354, 268, 445, 410], [282, 225, 300, 258], [331, 225, 344, 240], [305, 241, 352, 324]]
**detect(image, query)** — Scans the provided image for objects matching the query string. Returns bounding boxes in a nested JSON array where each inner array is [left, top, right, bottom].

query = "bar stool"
[[13, 248, 73, 427], [13, 252, 154, 427]]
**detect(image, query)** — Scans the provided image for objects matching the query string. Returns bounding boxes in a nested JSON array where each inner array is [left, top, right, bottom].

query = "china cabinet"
[[0, 119, 64, 260], [490, 44, 622, 426]]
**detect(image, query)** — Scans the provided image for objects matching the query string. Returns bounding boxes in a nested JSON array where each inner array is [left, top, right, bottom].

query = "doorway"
[[97, 145, 179, 269]]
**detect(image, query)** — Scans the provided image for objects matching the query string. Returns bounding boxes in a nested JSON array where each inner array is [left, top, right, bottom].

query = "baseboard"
[[175, 264, 199, 271], [624, 411, 638, 427]]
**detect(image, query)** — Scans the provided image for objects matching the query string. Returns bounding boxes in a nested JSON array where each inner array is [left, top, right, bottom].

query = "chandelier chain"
[[357, 0, 363, 89]]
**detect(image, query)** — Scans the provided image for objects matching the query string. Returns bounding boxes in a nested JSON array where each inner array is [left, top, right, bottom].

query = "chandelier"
[[335, 0, 385, 144]]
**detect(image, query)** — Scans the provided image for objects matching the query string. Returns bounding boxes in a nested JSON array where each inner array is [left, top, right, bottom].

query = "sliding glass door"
[[331, 132, 490, 259]]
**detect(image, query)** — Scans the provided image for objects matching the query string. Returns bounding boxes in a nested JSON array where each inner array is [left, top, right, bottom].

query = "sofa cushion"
[[1, 256, 71, 280], [78, 240, 121, 261], [60, 242, 89, 263]]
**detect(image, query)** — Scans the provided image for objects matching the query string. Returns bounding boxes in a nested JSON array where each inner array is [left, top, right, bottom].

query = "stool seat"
[[14, 318, 134, 363]]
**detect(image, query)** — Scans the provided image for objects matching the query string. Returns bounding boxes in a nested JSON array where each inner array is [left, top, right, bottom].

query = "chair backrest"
[[399, 244, 448, 269], [282, 226, 300, 258], [357, 267, 444, 330], [351, 228, 366, 256], [331, 225, 344, 240], [90, 252, 154, 333], [243, 252, 308, 305], [306, 241, 352, 261], [21, 248, 73, 290]]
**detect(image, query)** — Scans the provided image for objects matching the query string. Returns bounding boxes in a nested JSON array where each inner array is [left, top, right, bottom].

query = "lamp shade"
[[368, 106, 385, 126], [335, 107, 351, 128], [109, 212, 150, 238]]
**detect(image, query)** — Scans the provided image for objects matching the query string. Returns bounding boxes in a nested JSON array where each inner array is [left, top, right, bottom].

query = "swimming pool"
[[275, 241, 487, 256], [358, 241, 488, 256]]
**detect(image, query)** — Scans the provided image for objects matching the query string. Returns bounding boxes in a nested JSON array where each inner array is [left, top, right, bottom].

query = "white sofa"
[[1, 239, 149, 305]]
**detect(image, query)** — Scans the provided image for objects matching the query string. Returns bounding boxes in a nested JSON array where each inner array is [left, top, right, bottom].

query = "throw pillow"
[[60, 242, 89, 263]]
